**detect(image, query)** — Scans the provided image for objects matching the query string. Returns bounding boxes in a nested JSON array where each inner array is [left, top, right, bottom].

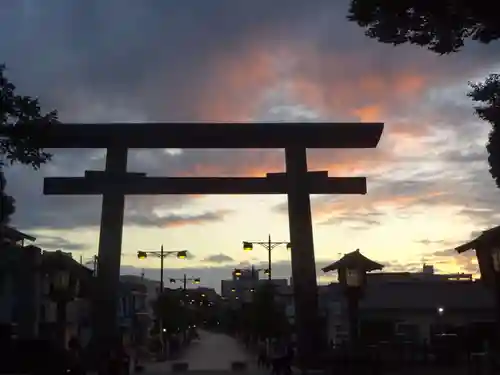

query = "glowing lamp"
[[137, 251, 147, 260], [177, 250, 187, 259], [243, 242, 253, 251], [345, 268, 363, 287]]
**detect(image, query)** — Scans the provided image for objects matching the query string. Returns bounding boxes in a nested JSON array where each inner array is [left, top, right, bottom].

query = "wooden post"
[[285, 146, 324, 370], [92, 145, 128, 369]]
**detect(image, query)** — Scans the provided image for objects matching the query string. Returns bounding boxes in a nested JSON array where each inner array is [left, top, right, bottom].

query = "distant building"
[[120, 274, 159, 318], [323, 264, 495, 344], [0, 226, 41, 339], [221, 267, 288, 306]]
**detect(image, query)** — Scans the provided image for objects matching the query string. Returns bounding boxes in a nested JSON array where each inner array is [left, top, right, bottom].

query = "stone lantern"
[[322, 249, 383, 345], [455, 226, 500, 344]]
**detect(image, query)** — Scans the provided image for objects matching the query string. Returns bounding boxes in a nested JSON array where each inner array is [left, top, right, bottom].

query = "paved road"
[[180, 330, 254, 371], [143, 330, 261, 374]]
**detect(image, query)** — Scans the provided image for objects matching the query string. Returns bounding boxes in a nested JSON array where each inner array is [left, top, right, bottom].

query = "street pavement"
[[144, 329, 261, 374], [180, 329, 255, 371]]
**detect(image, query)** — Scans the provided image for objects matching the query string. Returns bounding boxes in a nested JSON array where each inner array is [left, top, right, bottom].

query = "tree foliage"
[[0, 64, 58, 225], [245, 283, 290, 339], [0, 64, 57, 169], [468, 75, 500, 188], [153, 289, 190, 334], [0, 170, 15, 225], [348, 0, 499, 54]]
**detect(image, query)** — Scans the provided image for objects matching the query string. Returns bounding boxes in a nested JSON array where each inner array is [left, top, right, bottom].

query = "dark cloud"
[[127, 210, 232, 228], [2, 0, 500, 237], [202, 254, 235, 264], [34, 234, 87, 252]]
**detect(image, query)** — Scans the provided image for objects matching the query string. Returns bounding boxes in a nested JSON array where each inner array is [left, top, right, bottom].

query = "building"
[[38, 250, 94, 346], [0, 227, 151, 348], [221, 267, 288, 305], [323, 264, 495, 344], [0, 226, 41, 339]]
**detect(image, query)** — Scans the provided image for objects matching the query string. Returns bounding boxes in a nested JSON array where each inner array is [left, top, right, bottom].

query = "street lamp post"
[[169, 275, 200, 342], [137, 246, 187, 296], [242, 235, 291, 281], [137, 246, 187, 356], [169, 274, 201, 291], [322, 250, 383, 348]]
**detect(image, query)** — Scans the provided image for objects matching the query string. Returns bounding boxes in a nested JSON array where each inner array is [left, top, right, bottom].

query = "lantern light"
[[193, 278, 200, 284], [177, 250, 187, 259], [137, 251, 147, 260], [231, 288, 236, 292], [345, 268, 363, 287], [234, 269, 242, 277], [492, 248, 500, 272], [243, 242, 253, 251], [264, 269, 270, 275], [286, 243, 292, 250], [169, 278, 176, 283]]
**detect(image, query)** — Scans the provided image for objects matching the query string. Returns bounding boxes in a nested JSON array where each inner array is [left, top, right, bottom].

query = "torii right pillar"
[[285, 145, 330, 370]]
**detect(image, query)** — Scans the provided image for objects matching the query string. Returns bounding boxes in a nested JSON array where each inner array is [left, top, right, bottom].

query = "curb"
[[171, 362, 189, 372], [231, 361, 248, 371]]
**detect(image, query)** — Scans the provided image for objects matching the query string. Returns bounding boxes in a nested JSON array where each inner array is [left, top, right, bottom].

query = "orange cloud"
[[195, 47, 279, 121], [352, 105, 383, 122], [178, 43, 452, 179]]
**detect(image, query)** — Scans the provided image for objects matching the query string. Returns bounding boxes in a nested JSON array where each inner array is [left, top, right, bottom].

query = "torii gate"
[[36, 121, 383, 369]]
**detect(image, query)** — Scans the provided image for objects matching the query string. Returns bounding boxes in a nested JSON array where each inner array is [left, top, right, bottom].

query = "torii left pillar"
[[92, 145, 128, 369]]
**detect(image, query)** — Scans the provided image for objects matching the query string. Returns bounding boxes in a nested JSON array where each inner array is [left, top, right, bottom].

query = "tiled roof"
[[322, 249, 384, 272], [0, 225, 36, 242]]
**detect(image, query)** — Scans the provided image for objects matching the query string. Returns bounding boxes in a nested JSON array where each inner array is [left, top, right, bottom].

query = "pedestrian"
[[68, 336, 85, 375], [257, 340, 268, 368]]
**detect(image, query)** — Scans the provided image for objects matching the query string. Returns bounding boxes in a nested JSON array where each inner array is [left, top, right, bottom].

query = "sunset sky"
[[3, 0, 499, 291]]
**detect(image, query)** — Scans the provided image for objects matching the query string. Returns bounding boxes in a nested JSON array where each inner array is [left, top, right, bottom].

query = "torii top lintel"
[[30, 122, 383, 149]]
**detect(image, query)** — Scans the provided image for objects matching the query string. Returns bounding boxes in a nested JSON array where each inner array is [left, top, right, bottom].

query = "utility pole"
[[267, 235, 272, 281], [160, 245, 164, 296]]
